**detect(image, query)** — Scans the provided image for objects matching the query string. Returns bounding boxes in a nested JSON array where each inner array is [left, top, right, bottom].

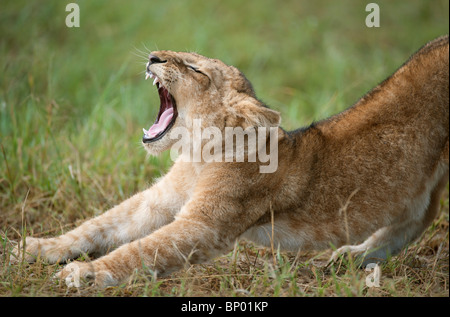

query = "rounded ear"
[[230, 100, 281, 129]]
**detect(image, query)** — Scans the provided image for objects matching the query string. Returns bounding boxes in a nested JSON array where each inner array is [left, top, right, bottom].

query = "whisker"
[[137, 70, 147, 76], [131, 46, 151, 61], [131, 51, 149, 61], [134, 44, 150, 55], [141, 43, 153, 54], [132, 61, 149, 67]]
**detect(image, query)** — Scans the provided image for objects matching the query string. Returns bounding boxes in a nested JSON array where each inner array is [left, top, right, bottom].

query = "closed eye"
[[187, 64, 204, 74]]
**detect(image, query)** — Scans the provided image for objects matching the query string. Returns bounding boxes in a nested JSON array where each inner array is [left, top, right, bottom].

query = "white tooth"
[[143, 128, 148, 135], [153, 77, 159, 86], [145, 73, 150, 80]]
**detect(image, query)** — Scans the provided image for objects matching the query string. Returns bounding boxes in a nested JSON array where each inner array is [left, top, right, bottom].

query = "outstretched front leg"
[[57, 167, 270, 287], [11, 163, 193, 264], [56, 209, 226, 287]]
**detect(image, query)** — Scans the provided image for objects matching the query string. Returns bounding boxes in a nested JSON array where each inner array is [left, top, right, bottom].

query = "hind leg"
[[329, 221, 424, 265], [330, 168, 448, 266]]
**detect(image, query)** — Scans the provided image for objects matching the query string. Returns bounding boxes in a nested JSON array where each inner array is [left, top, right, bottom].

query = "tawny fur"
[[12, 36, 449, 287]]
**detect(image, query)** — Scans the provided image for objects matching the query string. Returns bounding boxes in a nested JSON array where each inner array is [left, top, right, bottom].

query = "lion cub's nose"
[[149, 54, 166, 65]]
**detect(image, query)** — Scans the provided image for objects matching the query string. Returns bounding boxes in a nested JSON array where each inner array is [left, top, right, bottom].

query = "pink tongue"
[[147, 107, 174, 137]]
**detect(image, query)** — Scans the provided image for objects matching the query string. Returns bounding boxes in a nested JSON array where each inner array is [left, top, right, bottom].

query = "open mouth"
[[142, 72, 178, 143]]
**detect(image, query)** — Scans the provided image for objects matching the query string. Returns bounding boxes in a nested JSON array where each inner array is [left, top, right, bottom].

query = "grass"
[[0, 0, 449, 297]]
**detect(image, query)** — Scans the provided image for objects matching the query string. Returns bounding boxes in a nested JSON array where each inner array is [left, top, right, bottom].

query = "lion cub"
[[12, 36, 449, 287]]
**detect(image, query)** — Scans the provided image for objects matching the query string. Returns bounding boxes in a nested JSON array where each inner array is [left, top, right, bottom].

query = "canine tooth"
[[153, 77, 159, 86], [145, 73, 150, 80], [143, 128, 148, 135]]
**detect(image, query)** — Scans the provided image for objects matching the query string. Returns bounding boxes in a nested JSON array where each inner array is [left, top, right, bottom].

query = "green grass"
[[0, 0, 448, 297]]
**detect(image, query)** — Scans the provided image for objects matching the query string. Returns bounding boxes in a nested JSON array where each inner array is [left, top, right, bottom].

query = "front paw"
[[10, 237, 43, 264], [55, 261, 118, 288]]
